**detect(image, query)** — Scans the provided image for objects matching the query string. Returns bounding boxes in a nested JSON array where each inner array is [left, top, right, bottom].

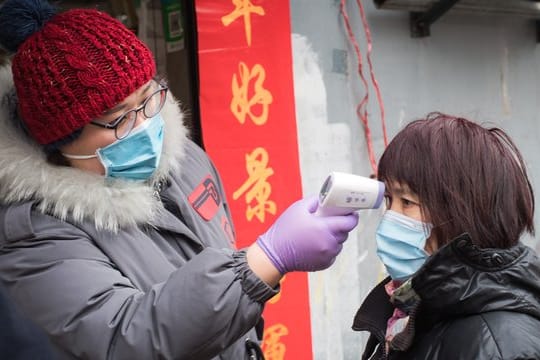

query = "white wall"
[[290, 1, 540, 358]]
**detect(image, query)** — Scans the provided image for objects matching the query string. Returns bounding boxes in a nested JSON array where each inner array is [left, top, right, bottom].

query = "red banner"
[[195, 1, 312, 359]]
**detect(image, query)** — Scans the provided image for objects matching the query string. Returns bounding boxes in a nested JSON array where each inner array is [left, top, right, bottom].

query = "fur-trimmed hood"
[[0, 65, 189, 232]]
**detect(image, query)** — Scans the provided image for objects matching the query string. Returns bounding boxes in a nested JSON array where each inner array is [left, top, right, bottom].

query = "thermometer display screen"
[[319, 175, 333, 203]]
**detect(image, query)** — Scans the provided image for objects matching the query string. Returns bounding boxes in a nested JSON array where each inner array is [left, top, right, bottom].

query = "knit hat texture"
[[0, 0, 156, 145]]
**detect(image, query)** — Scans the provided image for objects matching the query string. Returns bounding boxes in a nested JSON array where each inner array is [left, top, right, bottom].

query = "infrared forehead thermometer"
[[316, 172, 385, 216]]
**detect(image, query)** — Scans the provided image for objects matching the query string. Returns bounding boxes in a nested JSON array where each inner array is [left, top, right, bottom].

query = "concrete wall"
[[290, 1, 540, 358]]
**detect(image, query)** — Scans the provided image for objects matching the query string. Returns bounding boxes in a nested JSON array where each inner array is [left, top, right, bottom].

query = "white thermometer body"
[[316, 172, 385, 216]]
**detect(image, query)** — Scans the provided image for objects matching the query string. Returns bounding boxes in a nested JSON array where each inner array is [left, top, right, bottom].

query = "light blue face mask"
[[375, 210, 432, 281], [63, 113, 164, 181]]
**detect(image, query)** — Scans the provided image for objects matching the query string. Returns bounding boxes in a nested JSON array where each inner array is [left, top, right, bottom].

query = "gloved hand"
[[256, 195, 359, 274]]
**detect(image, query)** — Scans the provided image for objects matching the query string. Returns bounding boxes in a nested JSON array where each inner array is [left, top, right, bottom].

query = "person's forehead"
[[102, 80, 155, 115], [386, 180, 416, 197], [122, 79, 156, 102]]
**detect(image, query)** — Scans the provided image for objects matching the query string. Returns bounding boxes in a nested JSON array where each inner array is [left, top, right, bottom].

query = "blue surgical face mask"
[[375, 210, 432, 281], [63, 113, 164, 181]]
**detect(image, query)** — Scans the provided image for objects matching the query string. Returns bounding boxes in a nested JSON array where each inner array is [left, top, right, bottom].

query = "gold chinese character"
[[231, 62, 273, 126], [262, 323, 288, 360], [221, 0, 265, 46], [233, 147, 276, 222]]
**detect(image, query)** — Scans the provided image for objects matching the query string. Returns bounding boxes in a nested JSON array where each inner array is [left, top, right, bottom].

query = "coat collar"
[[353, 234, 540, 358], [411, 233, 540, 318], [0, 64, 189, 232]]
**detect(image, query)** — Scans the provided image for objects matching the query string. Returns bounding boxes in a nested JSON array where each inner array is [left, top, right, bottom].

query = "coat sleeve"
[[0, 283, 58, 359], [0, 205, 277, 360]]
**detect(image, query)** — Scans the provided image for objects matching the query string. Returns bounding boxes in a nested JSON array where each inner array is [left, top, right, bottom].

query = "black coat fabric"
[[0, 284, 57, 359], [353, 234, 540, 360]]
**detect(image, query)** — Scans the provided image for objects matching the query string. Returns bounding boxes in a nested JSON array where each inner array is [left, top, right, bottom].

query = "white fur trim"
[[0, 65, 189, 232]]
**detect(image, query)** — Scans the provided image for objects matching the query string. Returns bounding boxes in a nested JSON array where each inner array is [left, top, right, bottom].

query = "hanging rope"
[[355, 0, 388, 147], [339, 0, 388, 175]]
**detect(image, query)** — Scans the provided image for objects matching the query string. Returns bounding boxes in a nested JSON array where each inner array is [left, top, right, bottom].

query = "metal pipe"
[[377, 0, 540, 18]]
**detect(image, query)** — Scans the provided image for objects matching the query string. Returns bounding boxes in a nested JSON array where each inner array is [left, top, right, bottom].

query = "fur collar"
[[0, 65, 189, 232]]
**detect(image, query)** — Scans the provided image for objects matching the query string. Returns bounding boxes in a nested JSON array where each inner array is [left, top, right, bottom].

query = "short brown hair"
[[378, 112, 534, 249]]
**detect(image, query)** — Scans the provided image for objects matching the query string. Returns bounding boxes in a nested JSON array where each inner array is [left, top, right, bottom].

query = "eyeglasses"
[[91, 82, 168, 139]]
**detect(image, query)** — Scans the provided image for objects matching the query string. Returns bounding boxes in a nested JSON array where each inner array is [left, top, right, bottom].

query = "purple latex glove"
[[256, 195, 359, 274]]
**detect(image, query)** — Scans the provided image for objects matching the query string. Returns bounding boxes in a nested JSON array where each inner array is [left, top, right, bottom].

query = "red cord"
[[356, 0, 388, 147], [339, 0, 388, 175]]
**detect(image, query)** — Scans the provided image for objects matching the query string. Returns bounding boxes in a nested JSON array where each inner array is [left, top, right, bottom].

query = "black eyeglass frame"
[[90, 82, 169, 140]]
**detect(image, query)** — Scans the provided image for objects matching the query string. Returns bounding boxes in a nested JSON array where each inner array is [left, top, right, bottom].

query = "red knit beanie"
[[10, 7, 156, 145]]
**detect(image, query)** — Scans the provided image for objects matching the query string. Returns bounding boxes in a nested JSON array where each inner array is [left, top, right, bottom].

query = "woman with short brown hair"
[[354, 113, 540, 359]]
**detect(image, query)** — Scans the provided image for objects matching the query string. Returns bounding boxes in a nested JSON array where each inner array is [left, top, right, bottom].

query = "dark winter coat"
[[353, 233, 540, 360]]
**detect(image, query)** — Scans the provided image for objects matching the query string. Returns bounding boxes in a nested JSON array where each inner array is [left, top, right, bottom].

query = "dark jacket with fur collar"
[[353, 234, 540, 360]]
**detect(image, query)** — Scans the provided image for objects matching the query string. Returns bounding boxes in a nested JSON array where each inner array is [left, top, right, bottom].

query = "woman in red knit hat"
[[0, 0, 359, 359]]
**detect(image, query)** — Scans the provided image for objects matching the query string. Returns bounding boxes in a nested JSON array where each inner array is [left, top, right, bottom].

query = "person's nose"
[[132, 109, 148, 129]]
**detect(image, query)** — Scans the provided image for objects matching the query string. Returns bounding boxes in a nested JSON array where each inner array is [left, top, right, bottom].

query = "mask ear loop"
[[61, 153, 98, 160], [425, 218, 454, 254], [61, 114, 161, 161]]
